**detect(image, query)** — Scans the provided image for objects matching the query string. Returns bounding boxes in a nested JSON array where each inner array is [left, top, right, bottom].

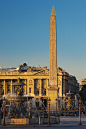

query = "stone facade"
[[57, 67, 79, 98], [0, 65, 79, 109]]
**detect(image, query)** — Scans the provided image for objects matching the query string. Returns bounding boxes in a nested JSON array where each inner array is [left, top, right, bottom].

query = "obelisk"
[[48, 5, 58, 111]]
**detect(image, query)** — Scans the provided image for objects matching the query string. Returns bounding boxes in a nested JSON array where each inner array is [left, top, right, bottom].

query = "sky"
[[0, 0, 86, 84]]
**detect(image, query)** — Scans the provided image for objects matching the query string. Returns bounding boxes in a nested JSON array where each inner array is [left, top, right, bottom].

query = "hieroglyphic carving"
[[49, 91, 57, 103], [49, 14, 57, 86]]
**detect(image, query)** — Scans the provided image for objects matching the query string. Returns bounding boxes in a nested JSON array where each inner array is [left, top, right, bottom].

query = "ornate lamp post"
[[78, 99, 82, 125], [29, 99, 32, 118], [47, 98, 51, 126], [2, 97, 6, 126]]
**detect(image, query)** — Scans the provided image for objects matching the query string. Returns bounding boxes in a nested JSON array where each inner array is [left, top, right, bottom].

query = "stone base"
[[10, 118, 29, 125], [48, 86, 58, 111], [1, 117, 60, 125], [1, 118, 29, 125]]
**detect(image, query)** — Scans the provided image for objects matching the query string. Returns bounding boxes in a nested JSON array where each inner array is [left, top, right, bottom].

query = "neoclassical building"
[[79, 78, 86, 104], [57, 67, 79, 98], [0, 64, 79, 108]]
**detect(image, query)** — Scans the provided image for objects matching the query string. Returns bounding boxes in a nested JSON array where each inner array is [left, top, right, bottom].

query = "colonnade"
[[0, 79, 49, 97]]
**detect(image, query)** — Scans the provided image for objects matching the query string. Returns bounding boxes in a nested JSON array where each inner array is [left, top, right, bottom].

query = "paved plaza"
[[0, 116, 86, 129]]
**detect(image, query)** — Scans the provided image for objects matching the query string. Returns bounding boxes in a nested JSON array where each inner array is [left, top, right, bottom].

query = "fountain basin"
[[7, 95, 33, 103], [1, 117, 60, 125]]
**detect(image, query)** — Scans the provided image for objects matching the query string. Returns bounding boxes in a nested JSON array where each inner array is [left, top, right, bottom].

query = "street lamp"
[[2, 97, 6, 126], [55, 99, 57, 116], [47, 98, 51, 126], [78, 99, 82, 125]]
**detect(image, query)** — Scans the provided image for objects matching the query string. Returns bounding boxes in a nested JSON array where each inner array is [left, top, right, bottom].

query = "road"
[[0, 125, 85, 129]]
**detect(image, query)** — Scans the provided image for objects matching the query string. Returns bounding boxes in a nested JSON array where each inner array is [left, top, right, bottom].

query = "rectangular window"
[[7, 85, 10, 93], [0, 85, 4, 95], [29, 88, 31, 93], [44, 89, 46, 95]]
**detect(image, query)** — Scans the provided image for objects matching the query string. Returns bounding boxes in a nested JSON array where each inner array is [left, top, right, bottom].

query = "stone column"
[[4, 80, 5, 95], [25, 79, 27, 94], [27, 79, 29, 95], [60, 76, 62, 97], [39, 79, 42, 96], [46, 79, 48, 96], [6, 81, 7, 94], [33, 79, 34, 95], [11, 80, 12, 94]]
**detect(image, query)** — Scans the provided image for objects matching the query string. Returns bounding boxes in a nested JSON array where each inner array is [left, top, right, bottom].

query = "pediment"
[[34, 70, 49, 75]]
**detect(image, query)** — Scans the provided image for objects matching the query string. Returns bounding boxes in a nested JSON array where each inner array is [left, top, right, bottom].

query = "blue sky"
[[0, 0, 86, 84]]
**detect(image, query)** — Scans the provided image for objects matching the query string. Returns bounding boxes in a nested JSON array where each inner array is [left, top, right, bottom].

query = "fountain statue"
[[66, 90, 73, 110], [60, 91, 80, 116]]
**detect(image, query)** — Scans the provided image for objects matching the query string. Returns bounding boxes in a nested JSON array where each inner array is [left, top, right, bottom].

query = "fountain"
[[0, 78, 60, 125], [0, 78, 34, 124], [5, 78, 34, 118], [60, 91, 79, 116]]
